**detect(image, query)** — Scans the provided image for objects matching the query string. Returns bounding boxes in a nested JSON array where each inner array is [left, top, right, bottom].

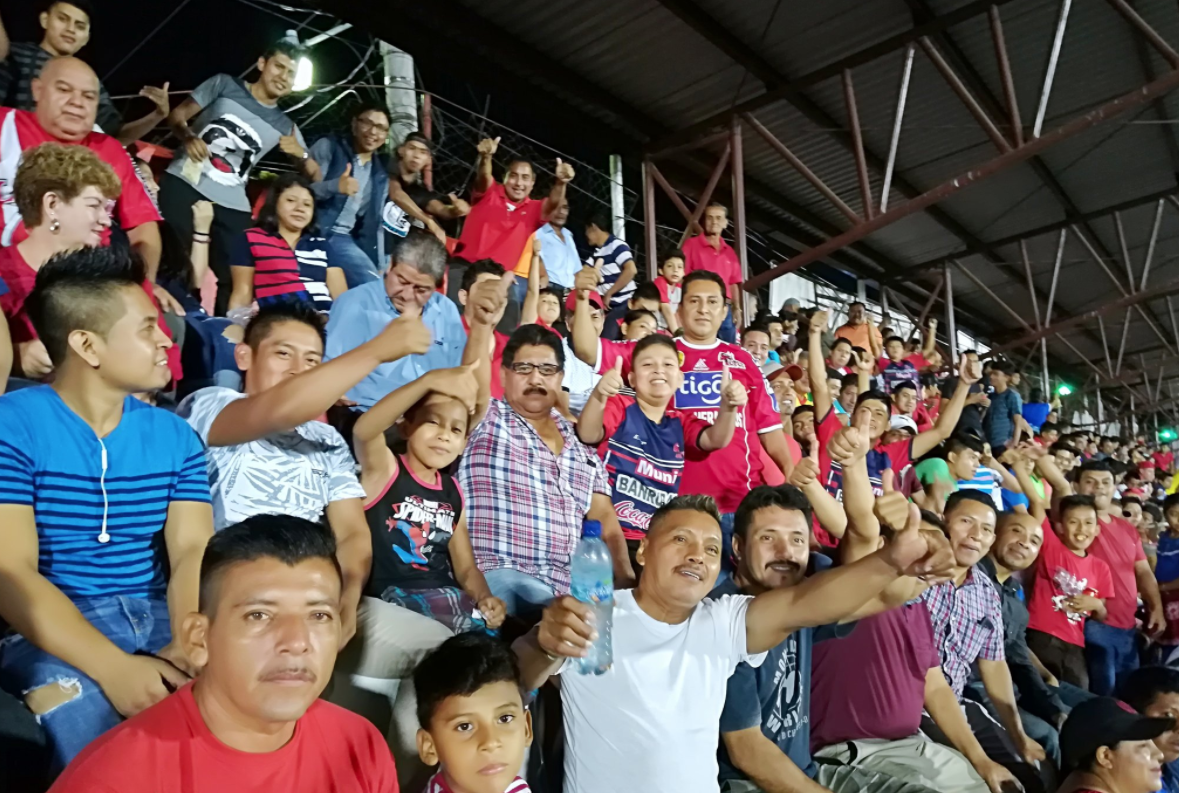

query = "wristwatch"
[[301, 150, 310, 160]]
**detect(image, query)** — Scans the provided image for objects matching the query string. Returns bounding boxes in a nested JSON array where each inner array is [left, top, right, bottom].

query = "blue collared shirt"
[[324, 281, 466, 409], [534, 223, 581, 289]]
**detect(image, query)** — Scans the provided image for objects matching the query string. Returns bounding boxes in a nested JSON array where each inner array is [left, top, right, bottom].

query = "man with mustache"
[[50, 514, 398, 792]]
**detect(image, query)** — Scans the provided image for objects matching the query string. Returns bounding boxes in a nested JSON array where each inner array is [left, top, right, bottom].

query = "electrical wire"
[[103, 0, 196, 81]]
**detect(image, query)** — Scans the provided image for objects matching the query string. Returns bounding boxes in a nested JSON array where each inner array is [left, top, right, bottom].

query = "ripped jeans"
[[0, 595, 171, 776]]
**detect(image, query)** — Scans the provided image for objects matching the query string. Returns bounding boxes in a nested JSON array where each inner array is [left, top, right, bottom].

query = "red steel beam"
[[744, 66, 1179, 291], [989, 6, 1023, 146], [643, 159, 658, 280], [742, 113, 861, 224], [843, 70, 875, 220], [1104, 0, 1179, 68], [731, 115, 749, 287], [678, 140, 731, 247], [647, 161, 700, 231], [918, 37, 1012, 153]]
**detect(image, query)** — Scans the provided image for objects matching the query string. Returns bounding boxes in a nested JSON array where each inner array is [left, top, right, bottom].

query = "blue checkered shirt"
[[921, 566, 1005, 699], [457, 399, 610, 593]]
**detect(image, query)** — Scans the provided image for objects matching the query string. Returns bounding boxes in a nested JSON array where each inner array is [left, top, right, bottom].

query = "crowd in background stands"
[[4, 5, 1179, 793]]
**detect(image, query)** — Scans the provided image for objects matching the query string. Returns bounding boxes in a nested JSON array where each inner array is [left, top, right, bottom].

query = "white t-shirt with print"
[[558, 590, 765, 793], [178, 387, 366, 530]]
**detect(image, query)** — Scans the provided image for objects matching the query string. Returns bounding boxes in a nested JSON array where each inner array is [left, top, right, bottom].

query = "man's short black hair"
[[400, 131, 433, 153], [1164, 492, 1179, 513], [831, 337, 853, 351], [1059, 494, 1098, 522], [1120, 666, 1179, 714], [743, 323, 771, 340], [414, 632, 523, 729], [948, 433, 985, 456], [42, 0, 93, 17], [681, 269, 727, 300], [1121, 495, 1143, 508], [855, 389, 891, 414], [840, 373, 859, 390], [1040, 421, 1060, 436], [661, 249, 686, 264], [461, 259, 505, 294], [885, 335, 905, 346], [262, 39, 305, 62], [733, 485, 812, 543], [919, 372, 939, 389], [26, 246, 146, 365], [632, 332, 677, 363], [199, 514, 341, 614], [631, 282, 662, 305], [990, 359, 1016, 375], [649, 494, 722, 534], [503, 324, 564, 369], [944, 489, 998, 519], [893, 380, 917, 395], [257, 173, 317, 236], [244, 300, 326, 349], [793, 404, 815, 417], [352, 102, 389, 122], [585, 211, 611, 232], [1077, 458, 1114, 478]]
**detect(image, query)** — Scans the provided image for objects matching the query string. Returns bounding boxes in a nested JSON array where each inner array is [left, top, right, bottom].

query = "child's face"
[[1167, 505, 1179, 533], [418, 680, 533, 793], [538, 294, 561, 326], [623, 313, 658, 342], [405, 395, 470, 470], [742, 331, 771, 366], [1059, 506, 1099, 553], [886, 340, 904, 361], [1124, 501, 1143, 528], [661, 257, 684, 284], [629, 344, 683, 402]]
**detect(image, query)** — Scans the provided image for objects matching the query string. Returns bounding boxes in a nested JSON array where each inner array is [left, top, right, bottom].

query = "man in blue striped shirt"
[[0, 248, 213, 776]]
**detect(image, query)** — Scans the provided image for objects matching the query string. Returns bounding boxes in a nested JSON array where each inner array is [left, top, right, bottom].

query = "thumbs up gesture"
[[379, 302, 432, 360], [574, 259, 603, 296], [827, 407, 872, 465], [337, 162, 359, 196], [595, 357, 625, 401], [720, 362, 747, 409], [554, 157, 576, 184], [467, 271, 514, 327], [427, 361, 482, 415], [279, 124, 306, 160], [873, 469, 910, 530], [882, 501, 956, 582], [789, 432, 821, 488]]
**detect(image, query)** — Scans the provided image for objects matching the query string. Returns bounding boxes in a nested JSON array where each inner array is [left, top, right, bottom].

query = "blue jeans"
[[1084, 620, 1139, 696], [484, 569, 556, 621], [719, 306, 736, 343], [328, 233, 381, 288], [0, 595, 171, 775]]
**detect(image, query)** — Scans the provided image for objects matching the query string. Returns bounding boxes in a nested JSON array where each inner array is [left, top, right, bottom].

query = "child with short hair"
[[877, 334, 919, 394], [652, 250, 684, 332], [1026, 494, 1115, 689], [576, 333, 744, 570], [415, 632, 533, 793], [353, 364, 506, 633], [621, 308, 658, 341]]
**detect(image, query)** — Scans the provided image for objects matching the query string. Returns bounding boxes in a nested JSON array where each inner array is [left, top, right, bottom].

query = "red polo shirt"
[[454, 182, 545, 268], [1088, 513, 1147, 630], [682, 234, 742, 288]]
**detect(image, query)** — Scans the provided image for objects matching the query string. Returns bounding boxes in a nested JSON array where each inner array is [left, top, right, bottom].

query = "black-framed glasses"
[[507, 362, 562, 376], [356, 117, 390, 135]]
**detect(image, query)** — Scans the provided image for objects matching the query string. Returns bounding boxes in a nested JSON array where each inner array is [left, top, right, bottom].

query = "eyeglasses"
[[508, 362, 562, 376], [356, 118, 390, 135]]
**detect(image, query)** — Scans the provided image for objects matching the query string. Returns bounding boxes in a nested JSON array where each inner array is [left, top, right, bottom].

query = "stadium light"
[[1160, 428, 1177, 442], [293, 56, 314, 92], [1056, 384, 1073, 396]]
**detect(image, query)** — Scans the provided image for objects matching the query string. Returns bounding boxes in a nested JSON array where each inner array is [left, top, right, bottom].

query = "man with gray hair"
[[325, 231, 487, 409]]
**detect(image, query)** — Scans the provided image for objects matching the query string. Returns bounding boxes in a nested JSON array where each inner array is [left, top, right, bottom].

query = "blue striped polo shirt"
[[0, 387, 211, 600]]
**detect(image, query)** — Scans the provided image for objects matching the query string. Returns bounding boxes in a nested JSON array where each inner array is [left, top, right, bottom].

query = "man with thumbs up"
[[308, 104, 394, 288]]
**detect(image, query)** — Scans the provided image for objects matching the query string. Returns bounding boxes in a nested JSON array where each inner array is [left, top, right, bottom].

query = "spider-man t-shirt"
[[364, 455, 464, 593]]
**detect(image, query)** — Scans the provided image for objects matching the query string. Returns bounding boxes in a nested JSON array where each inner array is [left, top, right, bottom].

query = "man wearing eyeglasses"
[[458, 323, 635, 621], [309, 105, 393, 288]]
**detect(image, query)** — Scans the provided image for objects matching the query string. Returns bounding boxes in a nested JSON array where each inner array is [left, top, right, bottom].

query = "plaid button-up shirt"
[[458, 399, 609, 593], [920, 566, 1005, 699]]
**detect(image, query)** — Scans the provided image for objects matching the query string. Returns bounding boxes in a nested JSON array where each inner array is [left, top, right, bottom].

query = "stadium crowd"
[[3, 5, 1179, 793]]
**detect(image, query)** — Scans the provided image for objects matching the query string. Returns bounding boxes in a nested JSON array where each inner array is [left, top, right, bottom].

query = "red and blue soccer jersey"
[[598, 396, 709, 540], [878, 357, 920, 394], [598, 338, 783, 514]]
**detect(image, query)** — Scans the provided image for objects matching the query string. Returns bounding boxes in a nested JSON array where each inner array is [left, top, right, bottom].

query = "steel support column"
[[945, 264, 958, 361], [882, 45, 916, 212], [1034, 0, 1072, 138], [842, 70, 874, 220], [643, 159, 657, 280], [744, 65, 1179, 291], [677, 140, 731, 247], [731, 116, 749, 318], [989, 6, 1023, 146]]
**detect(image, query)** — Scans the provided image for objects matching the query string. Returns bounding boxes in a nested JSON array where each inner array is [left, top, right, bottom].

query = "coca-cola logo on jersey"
[[676, 371, 722, 408]]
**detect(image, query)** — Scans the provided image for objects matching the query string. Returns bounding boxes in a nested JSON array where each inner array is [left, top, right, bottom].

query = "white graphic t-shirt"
[[178, 387, 366, 530]]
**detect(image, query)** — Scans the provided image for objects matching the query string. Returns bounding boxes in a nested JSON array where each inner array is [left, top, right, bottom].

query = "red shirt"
[[0, 244, 181, 381], [1154, 451, 1175, 472], [454, 182, 544, 268], [49, 683, 398, 793], [1027, 525, 1115, 646], [462, 316, 509, 399], [598, 337, 782, 514], [1088, 514, 1148, 630], [682, 234, 742, 288], [0, 108, 161, 246]]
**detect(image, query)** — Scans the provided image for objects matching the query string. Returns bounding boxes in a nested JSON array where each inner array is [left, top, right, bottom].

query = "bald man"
[[0, 57, 165, 293]]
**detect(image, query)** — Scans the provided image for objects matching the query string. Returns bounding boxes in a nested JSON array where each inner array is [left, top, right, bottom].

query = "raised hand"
[[827, 407, 872, 465], [960, 352, 983, 384], [855, 351, 875, 374], [377, 303, 431, 360], [873, 469, 910, 530], [810, 309, 829, 334], [337, 162, 359, 196], [882, 502, 956, 581], [467, 271, 513, 327], [789, 434, 821, 488], [428, 362, 481, 415], [447, 192, 471, 215], [720, 362, 747, 409], [537, 596, 597, 659], [594, 357, 625, 401], [140, 82, 170, 116], [554, 157, 576, 184], [278, 124, 305, 160], [574, 259, 603, 297], [477, 136, 501, 157]]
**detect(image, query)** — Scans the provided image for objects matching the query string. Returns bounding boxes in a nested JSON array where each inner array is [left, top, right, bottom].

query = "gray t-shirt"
[[166, 74, 306, 212], [332, 155, 372, 234]]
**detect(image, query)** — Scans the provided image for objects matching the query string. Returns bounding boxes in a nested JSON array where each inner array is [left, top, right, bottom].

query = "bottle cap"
[[582, 519, 602, 538]]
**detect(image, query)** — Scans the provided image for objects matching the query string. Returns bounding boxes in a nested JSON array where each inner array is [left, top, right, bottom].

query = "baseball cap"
[[785, 364, 805, 382], [889, 414, 918, 435], [566, 289, 604, 313], [1060, 697, 1174, 772], [762, 362, 784, 379]]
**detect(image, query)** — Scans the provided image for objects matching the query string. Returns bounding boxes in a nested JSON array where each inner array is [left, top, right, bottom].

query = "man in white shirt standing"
[[513, 492, 954, 793]]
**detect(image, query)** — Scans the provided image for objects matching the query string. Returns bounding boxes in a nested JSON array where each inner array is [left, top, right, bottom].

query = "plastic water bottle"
[[569, 519, 614, 675]]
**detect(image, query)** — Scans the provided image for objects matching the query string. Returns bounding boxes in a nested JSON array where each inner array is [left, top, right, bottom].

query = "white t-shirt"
[[178, 387, 366, 530], [558, 590, 765, 793]]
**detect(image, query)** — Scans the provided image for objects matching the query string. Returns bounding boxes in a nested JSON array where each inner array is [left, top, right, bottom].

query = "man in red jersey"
[[570, 267, 793, 574], [51, 515, 398, 793]]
